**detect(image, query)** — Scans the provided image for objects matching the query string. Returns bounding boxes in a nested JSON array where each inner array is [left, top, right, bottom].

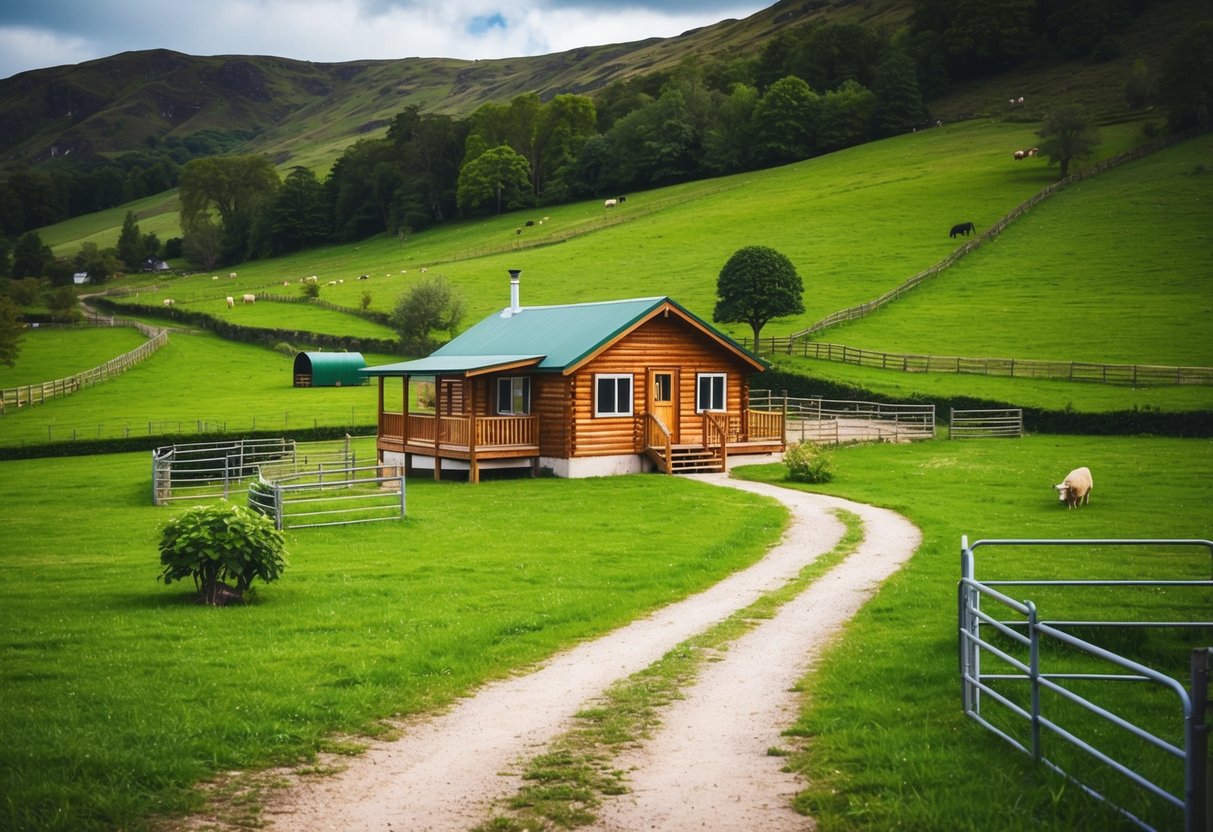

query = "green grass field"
[[735, 434, 1213, 832], [0, 452, 785, 832], [0, 326, 148, 388], [2, 110, 1210, 832]]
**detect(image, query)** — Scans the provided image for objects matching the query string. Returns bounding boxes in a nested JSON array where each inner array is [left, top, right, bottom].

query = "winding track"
[[251, 472, 921, 832]]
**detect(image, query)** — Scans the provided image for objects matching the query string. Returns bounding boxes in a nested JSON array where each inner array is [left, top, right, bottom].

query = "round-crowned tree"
[[713, 245, 805, 345], [159, 503, 286, 606]]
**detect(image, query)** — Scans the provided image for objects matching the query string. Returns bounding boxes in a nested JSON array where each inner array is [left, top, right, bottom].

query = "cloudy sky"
[[0, 0, 771, 80]]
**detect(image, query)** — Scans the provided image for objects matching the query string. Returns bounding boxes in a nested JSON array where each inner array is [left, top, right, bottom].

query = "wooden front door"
[[648, 369, 678, 440]]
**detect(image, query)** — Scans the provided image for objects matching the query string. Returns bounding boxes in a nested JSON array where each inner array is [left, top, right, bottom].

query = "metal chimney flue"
[[508, 269, 522, 314]]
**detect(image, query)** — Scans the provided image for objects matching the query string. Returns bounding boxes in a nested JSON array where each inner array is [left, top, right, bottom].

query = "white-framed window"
[[496, 376, 531, 415], [696, 373, 727, 412], [594, 374, 633, 417]]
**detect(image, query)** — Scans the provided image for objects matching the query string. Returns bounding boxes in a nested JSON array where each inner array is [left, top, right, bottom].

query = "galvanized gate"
[[151, 438, 297, 505], [959, 537, 1212, 831]]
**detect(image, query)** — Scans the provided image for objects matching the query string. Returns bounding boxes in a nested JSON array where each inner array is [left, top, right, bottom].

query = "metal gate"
[[959, 537, 1212, 831], [151, 438, 297, 505]]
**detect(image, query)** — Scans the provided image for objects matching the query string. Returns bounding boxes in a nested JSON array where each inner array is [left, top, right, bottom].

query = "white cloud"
[[0, 0, 768, 79]]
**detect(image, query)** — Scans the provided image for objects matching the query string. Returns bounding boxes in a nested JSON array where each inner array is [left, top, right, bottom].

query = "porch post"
[[468, 377, 479, 484]]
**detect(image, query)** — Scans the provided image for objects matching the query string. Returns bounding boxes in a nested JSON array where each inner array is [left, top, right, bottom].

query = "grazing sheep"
[[358, 274, 369, 280], [305, 275, 318, 284], [229, 272, 237, 279], [1054, 466, 1093, 509], [1014, 150, 1027, 160], [604, 198, 617, 208], [242, 293, 256, 304], [1026, 147, 1039, 157], [163, 298, 174, 307], [211, 275, 219, 280], [226, 296, 235, 308]]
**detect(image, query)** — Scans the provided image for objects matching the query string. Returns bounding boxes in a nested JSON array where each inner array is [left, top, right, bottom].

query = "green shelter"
[[292, 352, 367, 387]]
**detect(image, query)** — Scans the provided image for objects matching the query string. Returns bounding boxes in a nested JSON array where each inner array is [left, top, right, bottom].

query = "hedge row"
[[760, 370, 1213, 438], [0, 425, 375, 461], [90, 297, 402, 355]]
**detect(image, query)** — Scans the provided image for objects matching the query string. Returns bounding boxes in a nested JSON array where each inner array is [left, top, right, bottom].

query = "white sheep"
[[163, 298, 174, 307], [242, 294, 256, 304], [1054, 467, 1093, 509], [229, 272, 237, 279], [225, 296, 234, 308]]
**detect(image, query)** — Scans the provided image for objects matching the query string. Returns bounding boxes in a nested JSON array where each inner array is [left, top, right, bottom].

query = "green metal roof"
[[293, 351, 367, 386], [361, 297, 766, 378], [360, 354, 544, 377]]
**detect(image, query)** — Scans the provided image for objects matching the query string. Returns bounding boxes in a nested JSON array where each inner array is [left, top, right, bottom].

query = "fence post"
[[1028, 601, 1042, 763], [1188, 648, 1210, 832], [274, 484, 284, 531]]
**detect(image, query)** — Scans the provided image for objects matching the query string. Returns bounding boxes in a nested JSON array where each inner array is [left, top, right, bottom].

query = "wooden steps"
[[647, 443, 725, 474]]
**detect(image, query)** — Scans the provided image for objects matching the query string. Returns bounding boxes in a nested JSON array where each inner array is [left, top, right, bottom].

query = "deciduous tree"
[[456, 145, 531, 214], [1037, 105, 1102, 178], [179, 155, 279, 264], [391, 275, 466, 354], [0, 295, 23, 367], [713, 245, 805, 345]]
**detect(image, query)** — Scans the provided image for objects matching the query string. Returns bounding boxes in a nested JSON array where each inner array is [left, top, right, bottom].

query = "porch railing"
[[378, 412, 538, 449], [704, 412, 728, 469], [645, 413, 673, 474]]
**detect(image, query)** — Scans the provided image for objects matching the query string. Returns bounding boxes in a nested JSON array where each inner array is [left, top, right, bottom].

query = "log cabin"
[[360, 271, 785, 482]]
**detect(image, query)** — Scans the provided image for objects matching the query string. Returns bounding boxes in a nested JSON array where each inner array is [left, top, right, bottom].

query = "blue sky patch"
[[467, 13, 507, 36]]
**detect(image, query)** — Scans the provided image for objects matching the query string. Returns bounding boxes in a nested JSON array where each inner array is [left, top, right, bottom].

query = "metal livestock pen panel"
[[959, 537, 1213, 831], [950, 408, 1023, 439], [249, 464, 405, 529]]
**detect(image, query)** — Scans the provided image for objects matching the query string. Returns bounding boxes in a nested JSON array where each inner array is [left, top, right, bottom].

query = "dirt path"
[[254, 473, 920, 832]]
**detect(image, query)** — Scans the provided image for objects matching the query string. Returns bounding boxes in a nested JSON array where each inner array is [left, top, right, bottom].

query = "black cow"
[[949, 222, 975, 238]]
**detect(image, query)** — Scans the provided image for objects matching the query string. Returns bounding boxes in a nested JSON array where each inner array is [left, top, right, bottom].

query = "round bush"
[[784, 440, 834, 483], [159, 503, 287, 605]]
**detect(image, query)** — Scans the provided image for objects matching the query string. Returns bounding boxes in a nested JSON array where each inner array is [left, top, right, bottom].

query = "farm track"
[[201, 468, 920, 832]]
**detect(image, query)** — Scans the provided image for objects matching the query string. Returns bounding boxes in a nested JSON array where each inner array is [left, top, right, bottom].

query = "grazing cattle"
[[525, 220, 534, 227], [617, 196, 626, 203], [1026, 147, 1039, 157], [226, 296, 235, 309], [604, 198, 617, 208], [358, 274, 369, 280], [515, 228, 522, 235], [163, 298, 174, 307], [949, 222, 975, 238], [1054, 466, 1093, 509], [1014, 150, 1027, 160], [242, 294, 256, 304]]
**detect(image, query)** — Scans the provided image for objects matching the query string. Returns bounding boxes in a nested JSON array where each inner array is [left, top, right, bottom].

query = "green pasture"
[[0, 326, 147, 388], [0, 332, 393, 446], [734, 433, 1213, 831], [87, 118, 1144, 339], [0, 451, 785, 832], [818, 132, 1213, 367], [0, 435, 1208, 831], [42, 191, 182, 258]]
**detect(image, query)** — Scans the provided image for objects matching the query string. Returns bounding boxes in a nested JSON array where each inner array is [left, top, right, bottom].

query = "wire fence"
[[25, 408, 377, 445]]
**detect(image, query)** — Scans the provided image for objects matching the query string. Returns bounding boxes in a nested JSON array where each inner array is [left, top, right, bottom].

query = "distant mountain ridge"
[[0, 0, 913, 173]]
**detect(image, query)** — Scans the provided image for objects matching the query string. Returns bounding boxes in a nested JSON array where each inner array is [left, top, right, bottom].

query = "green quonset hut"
[[292, 352, 367, 387]]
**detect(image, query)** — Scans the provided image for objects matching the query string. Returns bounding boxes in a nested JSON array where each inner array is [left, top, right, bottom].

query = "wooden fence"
[[1, 321, 168, 413], [949, 408, 1024, 439], [741, 340, 1213, 387], [751, 390, 936, 444]]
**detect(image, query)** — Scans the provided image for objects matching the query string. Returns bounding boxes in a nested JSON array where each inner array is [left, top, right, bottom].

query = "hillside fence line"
[[755, 126, 1211, 384], [737, 340, 1213, 386], [0, 315, 168, 414]]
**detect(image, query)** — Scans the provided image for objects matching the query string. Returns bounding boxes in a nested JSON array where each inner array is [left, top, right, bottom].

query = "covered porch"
[[363, 354, 544, 484]]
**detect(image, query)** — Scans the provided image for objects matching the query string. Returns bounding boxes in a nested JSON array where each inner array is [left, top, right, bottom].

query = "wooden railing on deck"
[[645, 413, 673, 474], [703, 412, 728, 470], [379, 412, 537, 449], [476, 415, 538, 446], [747, 408, 785, 440]]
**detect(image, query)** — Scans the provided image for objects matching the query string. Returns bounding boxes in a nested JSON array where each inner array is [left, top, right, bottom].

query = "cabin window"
[[496, 376, 530, 415], [594, 374, 633, 417], [696, 373, 727, 412]]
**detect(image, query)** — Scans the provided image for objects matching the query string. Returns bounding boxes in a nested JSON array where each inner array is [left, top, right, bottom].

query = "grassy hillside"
[[7, 115, 1209, 450]]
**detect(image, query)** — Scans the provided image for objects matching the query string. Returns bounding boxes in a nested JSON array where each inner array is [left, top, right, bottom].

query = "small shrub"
[[784, 441, 834, 483], [360, 290, 372, 311], [159, 503, 287, 605], [301, 281, 320, 299]]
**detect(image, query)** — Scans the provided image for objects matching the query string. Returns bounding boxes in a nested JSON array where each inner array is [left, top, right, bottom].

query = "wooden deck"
[[378, 409, 784, 481]]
